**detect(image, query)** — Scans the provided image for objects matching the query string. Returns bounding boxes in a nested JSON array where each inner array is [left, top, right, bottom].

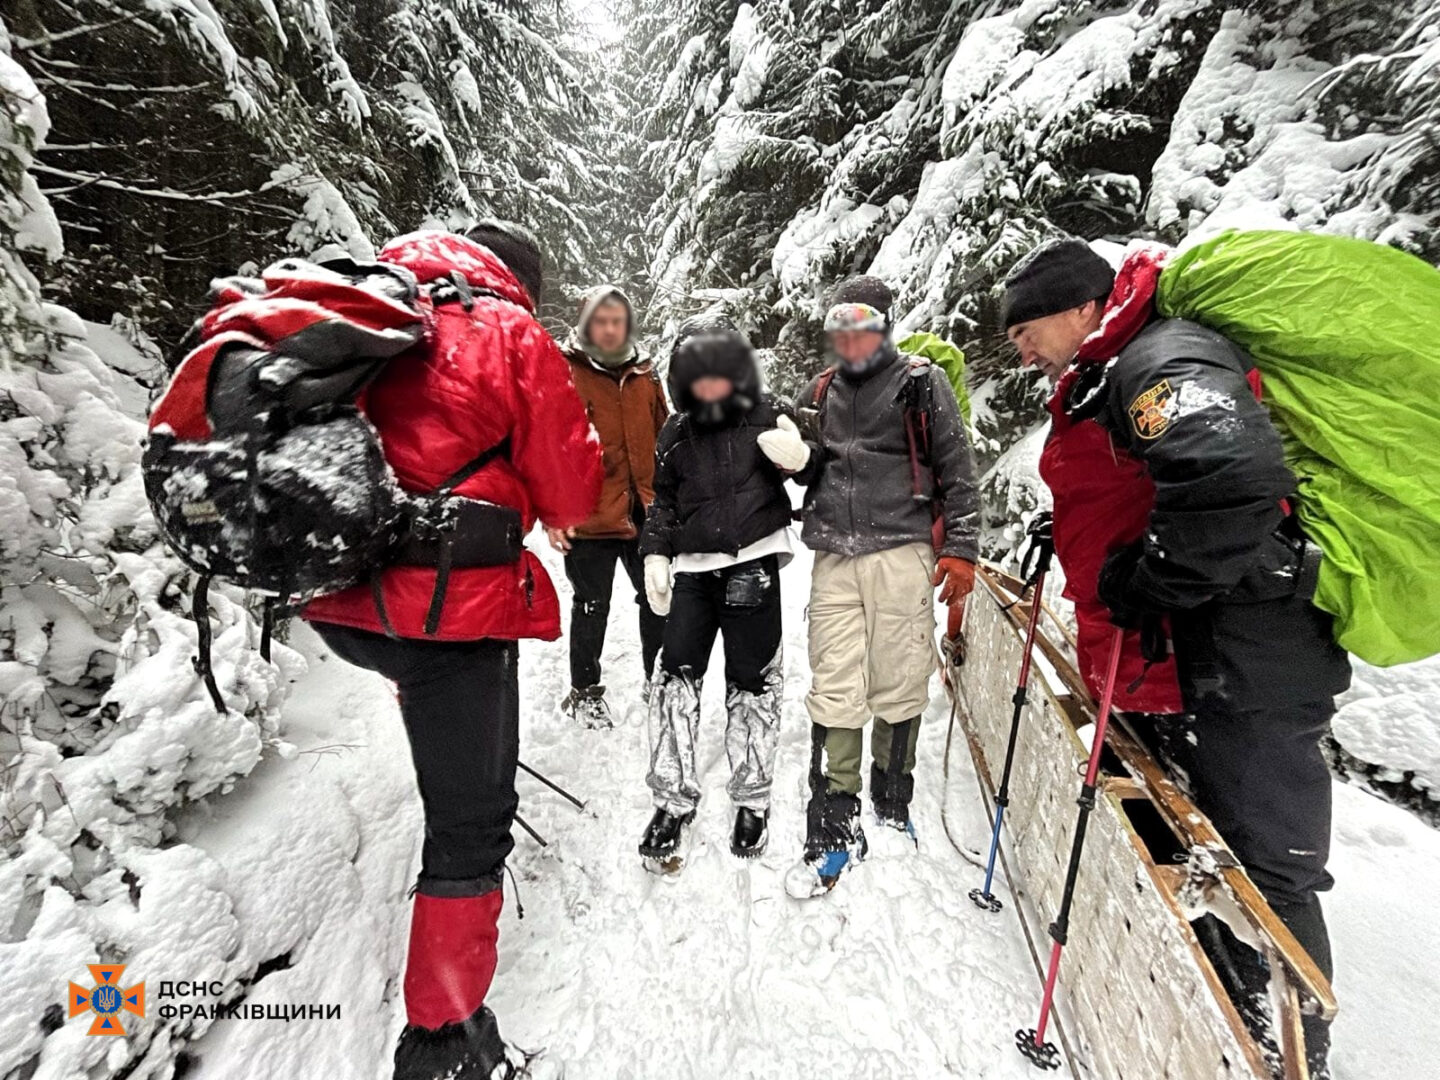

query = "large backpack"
[[144, 256, 519, 709], [897, 331, 972, 426], [1155, 230, 1440, 666]]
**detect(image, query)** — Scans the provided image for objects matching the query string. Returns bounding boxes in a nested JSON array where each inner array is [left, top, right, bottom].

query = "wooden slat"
[[1271, 948, 1311, 1080], [958, 571, 1270, 1080], [978, 567, 1338, 1020]]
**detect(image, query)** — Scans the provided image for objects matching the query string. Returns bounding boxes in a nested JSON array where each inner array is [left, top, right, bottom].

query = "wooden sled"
[[948, 566, 1336, 1080]]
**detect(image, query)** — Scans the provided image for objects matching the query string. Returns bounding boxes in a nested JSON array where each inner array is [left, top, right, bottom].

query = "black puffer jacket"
[[640, 330, 794, 559]]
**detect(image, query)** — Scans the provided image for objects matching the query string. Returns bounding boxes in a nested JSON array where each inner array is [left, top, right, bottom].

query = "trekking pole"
[[517, 760, 587, 811], [513, 812, 548, 848], [969, 513, 1054, 913], [1016, 624, 1125, 1070]]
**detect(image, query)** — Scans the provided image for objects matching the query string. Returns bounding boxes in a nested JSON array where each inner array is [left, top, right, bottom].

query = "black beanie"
[[828, 276, 894, 320], [466, 219, 544, 307], [1001, 238, 1115, 329]]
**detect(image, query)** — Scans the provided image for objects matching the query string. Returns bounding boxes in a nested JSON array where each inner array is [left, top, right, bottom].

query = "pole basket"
[[968, 886, 1002, 913], [1015, 1028, 1062, 1070]]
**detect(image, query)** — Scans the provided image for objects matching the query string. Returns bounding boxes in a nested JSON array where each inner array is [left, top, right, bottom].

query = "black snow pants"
[[564, 527, 665, 689], [660, 556, 783, 692], [1140, 700, 1335, 967], [311, 622, 518, 894], [1137, 698, 1337, 1071]]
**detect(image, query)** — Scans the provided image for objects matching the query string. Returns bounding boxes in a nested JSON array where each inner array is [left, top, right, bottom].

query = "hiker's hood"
[[668, 326, 761, 421], [569, 284, 637, 368], [378, 231, 534, 311]]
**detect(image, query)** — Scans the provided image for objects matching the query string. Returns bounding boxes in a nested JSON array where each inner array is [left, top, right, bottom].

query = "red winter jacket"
[[303, 232, 602, 641], [1039, 244, 1184, 714]]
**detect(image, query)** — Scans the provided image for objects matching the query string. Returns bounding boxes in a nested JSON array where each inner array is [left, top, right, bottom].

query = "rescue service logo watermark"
[[67, 964, 145, 1036], [1128, 379, 1174, 440], [64, 966, 344, 1029]]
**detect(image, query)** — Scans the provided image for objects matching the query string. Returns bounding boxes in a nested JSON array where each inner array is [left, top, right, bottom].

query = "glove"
[[755, 415, 811, 472], [932, 557, 977, 605], [643, 555, 673, 617], [1096, 542, 1147, 628], [1020, 510, 1054, 581]]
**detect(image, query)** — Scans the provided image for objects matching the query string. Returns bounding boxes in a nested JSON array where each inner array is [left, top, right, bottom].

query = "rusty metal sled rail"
[[949, 567, 1336, 1080]]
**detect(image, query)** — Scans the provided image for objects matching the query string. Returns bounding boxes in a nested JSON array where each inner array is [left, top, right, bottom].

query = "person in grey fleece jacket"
[[756, 275, 980, 897]]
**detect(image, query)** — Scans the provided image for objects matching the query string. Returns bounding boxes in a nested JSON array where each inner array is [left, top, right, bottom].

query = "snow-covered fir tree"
[[626, 0, 1438, 541], [8, 0, 608, 341]]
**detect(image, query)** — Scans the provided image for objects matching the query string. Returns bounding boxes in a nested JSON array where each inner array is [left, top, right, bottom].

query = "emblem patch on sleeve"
[[1128, 379, 1174, 440]]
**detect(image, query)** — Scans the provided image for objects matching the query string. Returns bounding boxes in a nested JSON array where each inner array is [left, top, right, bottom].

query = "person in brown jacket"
[[547, 285, 669, 727]]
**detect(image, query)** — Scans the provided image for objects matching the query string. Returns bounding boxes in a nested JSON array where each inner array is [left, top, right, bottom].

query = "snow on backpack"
[[1154, 229, 1440, 666], [144, 256, 522, 710]]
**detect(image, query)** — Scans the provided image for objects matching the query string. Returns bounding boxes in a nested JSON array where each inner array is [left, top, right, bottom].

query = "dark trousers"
[[1138, 701, 1336, 982], [564, 535, 665, 689], [661, 556, 782, 693], [312, 622, 518, 894]]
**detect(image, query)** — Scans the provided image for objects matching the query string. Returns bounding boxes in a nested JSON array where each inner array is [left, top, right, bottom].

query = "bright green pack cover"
[[1156, 229, 1440, 666], [898, 331, 972, 426]]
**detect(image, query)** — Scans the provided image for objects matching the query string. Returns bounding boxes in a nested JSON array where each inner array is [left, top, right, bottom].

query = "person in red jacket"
[[1002, 236, 1349, 1077], [304, 222, 602, 1080]]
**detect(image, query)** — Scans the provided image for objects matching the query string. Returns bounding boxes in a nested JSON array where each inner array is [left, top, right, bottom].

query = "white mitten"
[[756, 414, 811, 472], [644, 555, 673, 616]]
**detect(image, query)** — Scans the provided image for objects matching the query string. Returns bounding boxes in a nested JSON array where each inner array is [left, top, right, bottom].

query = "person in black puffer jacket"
[[636, 319, 797, 867]]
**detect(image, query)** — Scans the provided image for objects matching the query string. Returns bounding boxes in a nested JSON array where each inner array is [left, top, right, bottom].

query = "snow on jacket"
[[640, 331, 793, 559], [303, 231, 603, 642], [562, 344, 668, 540], [793, 345, 979, 562], [1042, 243, 1348, 712]]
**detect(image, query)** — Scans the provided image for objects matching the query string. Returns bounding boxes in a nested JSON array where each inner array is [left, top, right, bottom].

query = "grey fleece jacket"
[[793, 349, 979, 561]]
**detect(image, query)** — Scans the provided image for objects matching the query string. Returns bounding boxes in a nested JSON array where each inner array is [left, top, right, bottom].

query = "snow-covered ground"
[[166, 545, 1440, 1079]]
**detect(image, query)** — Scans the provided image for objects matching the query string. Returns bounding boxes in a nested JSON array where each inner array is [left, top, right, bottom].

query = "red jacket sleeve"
[[508, 317, 603, 529]]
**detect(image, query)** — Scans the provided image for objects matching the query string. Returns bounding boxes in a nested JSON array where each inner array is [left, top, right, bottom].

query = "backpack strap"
[[421, 435, 514, 636], [433, 436, 512, 497], [426, 275, 507, 314], [191, 574, 226, 713], [900, 356, 937, 500], [812, 365, 839, 411]]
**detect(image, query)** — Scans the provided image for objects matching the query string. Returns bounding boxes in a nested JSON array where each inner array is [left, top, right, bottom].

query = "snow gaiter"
[[646, 666, 703, 814], [804, 724, 864, 855], [403, 888, 502, 1030], [870, 716, 920, 822], [724, 650, 783, 810]]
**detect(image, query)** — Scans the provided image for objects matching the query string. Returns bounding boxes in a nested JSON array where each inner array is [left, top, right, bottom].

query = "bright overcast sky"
[[566, 0, 624, 47]]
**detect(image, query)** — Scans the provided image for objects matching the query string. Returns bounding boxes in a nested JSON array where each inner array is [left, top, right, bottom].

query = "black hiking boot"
[[785, 791, 868, 898], [638, 807, 696, 871], [561, 684, 613, 729], [394, 1003, 517, 1080], [730, 807, 769, 859]]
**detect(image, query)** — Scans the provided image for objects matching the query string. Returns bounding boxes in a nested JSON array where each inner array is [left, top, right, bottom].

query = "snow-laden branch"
[[31, 162, 293, 204]]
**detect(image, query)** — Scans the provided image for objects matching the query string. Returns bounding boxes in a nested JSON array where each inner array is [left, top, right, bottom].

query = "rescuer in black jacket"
[[636, 321, 798, 868], [1003, 238, 1352, 1077]]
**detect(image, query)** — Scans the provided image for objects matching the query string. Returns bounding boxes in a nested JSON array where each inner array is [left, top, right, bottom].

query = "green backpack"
[[1156, 229, 1440, 666], [898, 330, 972, 426]]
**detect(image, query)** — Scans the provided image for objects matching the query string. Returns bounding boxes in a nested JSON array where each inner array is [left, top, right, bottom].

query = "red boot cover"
[[403, 888, 502, 1030]]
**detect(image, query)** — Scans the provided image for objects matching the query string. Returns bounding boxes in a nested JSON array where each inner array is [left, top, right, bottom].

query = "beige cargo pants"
[[805, 542, 937, 795]]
